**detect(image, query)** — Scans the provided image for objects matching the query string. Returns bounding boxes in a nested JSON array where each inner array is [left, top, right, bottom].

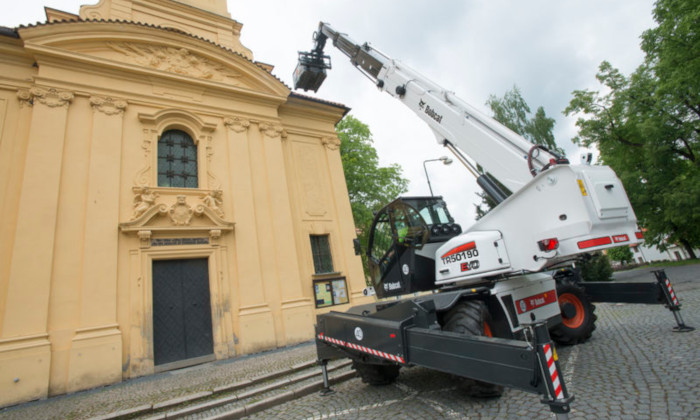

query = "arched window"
[[157, 130, 198, 188]]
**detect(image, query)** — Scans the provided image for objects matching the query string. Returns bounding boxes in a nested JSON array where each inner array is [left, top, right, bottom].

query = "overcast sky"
[[2, 0, 656, 227]]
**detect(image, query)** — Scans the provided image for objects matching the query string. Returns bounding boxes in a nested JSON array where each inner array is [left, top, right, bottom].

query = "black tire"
[[442, 300, 504, 398], [352, 360, 400, 386], [549, 282, 597, 345]]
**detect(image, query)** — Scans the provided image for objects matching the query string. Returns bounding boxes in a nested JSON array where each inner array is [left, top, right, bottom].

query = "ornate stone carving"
[[30, 87, 73, 108], [169, 195, 194, 225], [133, 129, 156, 187], [137, 230, 152, 248], [201, 190, 224, 218], [223, 116, 250, 133], [203, 135, 221, 190], [209, 229, 222, 246], [17, 89, 33, 108], [108, 42, 242, 85], [259, 122, 286, 139], [321, 136, 341, 151], [90, 96, 127, 116], [132, 187, 159, 220], [120, 195, 234, 234], [80, 2, 104, 20]]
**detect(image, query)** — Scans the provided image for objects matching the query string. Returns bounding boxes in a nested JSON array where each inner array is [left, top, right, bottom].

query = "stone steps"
[[89, 359, 354, 420]]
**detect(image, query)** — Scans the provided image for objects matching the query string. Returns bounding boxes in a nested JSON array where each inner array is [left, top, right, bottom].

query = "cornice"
[[15, 19, 287, 92], [284, 92, 351, 122]]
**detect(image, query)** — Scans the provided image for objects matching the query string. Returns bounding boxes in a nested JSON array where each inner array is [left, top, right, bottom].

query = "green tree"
[[476, 86, 562, 218], [565, 0, 699, 258], [337, 115, 409, 275], [606, 246, 634, 266], [579, 253, 614, 282], [486, 85, 561, 152]]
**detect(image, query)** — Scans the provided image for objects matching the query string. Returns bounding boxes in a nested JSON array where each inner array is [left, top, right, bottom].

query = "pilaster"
[[223, 117, 275, 353], [323, 136, 372, 304], [259, 122, 313, 344], [0, 87, 73, 406], [65, 96, 126, 392]]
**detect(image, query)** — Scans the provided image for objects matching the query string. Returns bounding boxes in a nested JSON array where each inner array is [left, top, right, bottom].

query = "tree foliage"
[[606, 246, 634, 265], [565, 0, 700, 257], [337, 115, 409, 274], [476, 86, 561, 218], [486, 85, 561, 152], [579, 253, 614, 282]]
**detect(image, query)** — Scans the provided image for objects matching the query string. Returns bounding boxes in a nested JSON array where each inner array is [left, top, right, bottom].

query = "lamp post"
[[423, 156, 453, 196]]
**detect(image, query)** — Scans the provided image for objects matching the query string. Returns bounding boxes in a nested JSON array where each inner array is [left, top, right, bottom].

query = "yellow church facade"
[[0, 0, 369, 407]]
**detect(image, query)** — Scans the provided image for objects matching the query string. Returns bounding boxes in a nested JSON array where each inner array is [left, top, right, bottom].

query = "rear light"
[[635, 231, 644, 240], [578, 236, 612, 249], [538, 238, 559, 251], [612, 234, 629, 243]]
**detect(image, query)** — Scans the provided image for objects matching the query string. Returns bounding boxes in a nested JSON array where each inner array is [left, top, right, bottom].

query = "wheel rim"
[[559, 293, 585, 328]]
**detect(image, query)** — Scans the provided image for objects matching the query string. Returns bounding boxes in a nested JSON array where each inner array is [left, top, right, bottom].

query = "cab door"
[[367, 200, 429, 298]]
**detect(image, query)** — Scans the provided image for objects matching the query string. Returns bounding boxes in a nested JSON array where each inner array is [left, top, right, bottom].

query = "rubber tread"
[[442, 300, 504, 398], [549, 282, 597, 345], [351, 360, 400, 386]]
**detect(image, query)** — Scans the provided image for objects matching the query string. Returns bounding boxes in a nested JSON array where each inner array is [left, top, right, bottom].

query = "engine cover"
[[435, 231, 512, 286]]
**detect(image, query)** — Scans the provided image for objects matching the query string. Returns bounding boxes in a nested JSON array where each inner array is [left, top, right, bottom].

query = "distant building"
[[630, 243, 699, 264], [0, 0, 371, 407]]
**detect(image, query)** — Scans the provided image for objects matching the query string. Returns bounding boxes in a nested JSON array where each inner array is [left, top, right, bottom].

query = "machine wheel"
[[442, 300, 504, 398], [550, 282, 597, 345], [352, 360, 400, 386]]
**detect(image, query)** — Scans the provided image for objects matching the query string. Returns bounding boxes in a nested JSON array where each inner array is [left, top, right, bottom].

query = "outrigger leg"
[[532, 322, 574, 419], [653, 270, 695, 332], [319, 360, 335, 396]]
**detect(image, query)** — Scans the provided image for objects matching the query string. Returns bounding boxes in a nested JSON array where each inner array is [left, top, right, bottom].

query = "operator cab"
[[367, 197, 462, 298]]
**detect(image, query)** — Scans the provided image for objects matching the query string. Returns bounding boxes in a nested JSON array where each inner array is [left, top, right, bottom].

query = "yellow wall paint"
[[0, 0, 370, 407]]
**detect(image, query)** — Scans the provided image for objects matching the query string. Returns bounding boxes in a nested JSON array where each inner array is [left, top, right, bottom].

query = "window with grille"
[[157, 130, 198, 188], [310, 235, 334, 274]]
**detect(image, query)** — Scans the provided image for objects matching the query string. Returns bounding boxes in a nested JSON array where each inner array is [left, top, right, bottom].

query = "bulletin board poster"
[[313, 277, 350, 308], [314, 281, 334, 308], [332, 279, 349, 304]]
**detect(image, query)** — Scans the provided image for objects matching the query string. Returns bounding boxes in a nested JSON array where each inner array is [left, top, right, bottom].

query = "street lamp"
[[423, 156, 453, 196]]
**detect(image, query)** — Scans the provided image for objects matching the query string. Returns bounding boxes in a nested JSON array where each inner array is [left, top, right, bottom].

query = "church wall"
[[0, 6, 369, 406]]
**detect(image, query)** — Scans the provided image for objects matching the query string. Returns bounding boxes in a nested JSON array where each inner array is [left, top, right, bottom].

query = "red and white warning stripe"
[[543, 343, 564, 400], [317, 333, 405, 364], [664, 279, 680, 306]]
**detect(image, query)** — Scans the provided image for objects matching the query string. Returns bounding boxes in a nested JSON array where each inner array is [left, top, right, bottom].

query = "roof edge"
[[289, 92, 350, 118], [0, 26, 19, 39]]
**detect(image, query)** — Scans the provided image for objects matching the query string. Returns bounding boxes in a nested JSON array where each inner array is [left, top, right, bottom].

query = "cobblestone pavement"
[[249, 266, 700, 419]]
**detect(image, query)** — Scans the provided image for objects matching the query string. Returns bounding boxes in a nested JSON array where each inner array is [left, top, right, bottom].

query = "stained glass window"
[[157, 130, 198, 188]]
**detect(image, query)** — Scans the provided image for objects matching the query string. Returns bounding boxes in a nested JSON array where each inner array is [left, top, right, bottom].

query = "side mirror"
[[353, 238, 362, 256]]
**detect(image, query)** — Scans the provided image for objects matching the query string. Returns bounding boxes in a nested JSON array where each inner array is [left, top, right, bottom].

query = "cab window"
[[370, 214, 393, 261]]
